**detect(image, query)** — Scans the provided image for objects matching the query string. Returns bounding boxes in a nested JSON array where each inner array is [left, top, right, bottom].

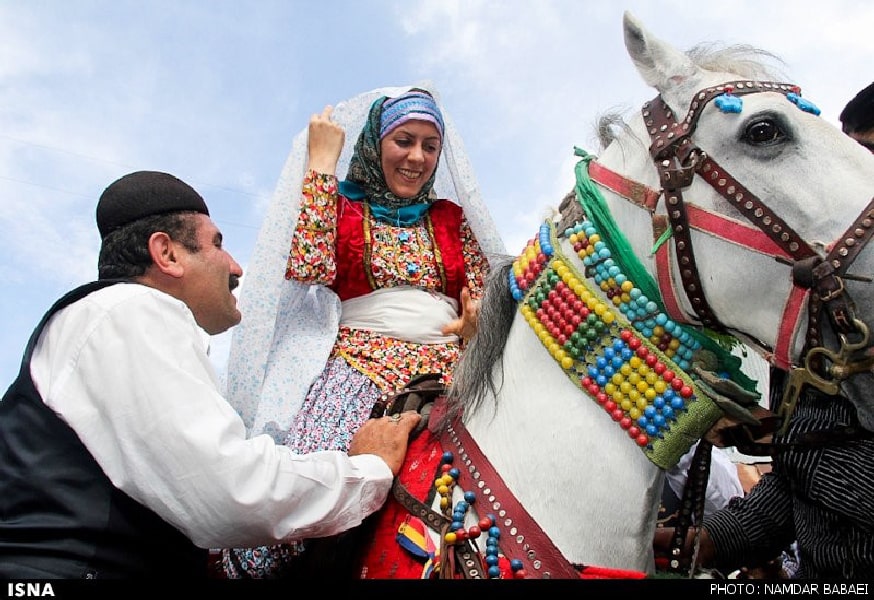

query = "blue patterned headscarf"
[[380, 90, 445, 139], [343, 89, 444, 212]]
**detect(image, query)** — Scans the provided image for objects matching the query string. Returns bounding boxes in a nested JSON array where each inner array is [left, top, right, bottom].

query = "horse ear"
[[623, 11, 702, 106]]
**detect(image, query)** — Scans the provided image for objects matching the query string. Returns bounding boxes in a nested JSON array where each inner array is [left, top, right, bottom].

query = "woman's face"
[[380, 120, 442, 199]]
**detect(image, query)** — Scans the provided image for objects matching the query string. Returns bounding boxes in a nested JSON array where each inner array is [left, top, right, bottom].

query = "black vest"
[[0, 281, 207, 578]]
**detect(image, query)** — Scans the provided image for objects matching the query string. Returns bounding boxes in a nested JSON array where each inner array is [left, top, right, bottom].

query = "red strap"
[[580, 565, 647, 579], [589, 160, 660, 211], [773, 285, 809, 370], [654, 237, 695, 326], [685, 204, 792, 260]]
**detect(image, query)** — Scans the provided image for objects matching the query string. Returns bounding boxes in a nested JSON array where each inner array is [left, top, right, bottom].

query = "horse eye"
[[743, 119, 784, 145]]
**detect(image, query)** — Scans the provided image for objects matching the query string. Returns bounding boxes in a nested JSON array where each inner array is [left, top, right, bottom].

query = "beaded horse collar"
[[509, 217, 723, 469]]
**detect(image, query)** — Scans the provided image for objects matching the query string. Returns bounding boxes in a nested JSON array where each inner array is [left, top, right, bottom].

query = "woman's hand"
[[306, 105, 345, 175], [441, 287, 480, 343]]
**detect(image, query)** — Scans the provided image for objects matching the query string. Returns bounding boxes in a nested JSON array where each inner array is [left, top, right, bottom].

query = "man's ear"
[[147, 232, 184, 278]]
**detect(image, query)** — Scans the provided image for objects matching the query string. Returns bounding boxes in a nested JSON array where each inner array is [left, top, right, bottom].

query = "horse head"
[[602, 11, 874, 428], [446, 10, 874, 577]]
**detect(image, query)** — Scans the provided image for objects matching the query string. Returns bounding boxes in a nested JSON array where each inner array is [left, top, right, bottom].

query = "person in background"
[[221, 86, 505, 578], [839, 81, 874, 152], [659, 442, 744, 526], [654, 364, 874, 579], [0, 170, 419, 579]]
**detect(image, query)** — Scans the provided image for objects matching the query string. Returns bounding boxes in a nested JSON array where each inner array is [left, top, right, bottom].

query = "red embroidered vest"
[[332, 197, 466, 303]]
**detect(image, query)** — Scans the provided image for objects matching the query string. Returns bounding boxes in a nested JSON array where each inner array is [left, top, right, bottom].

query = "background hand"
[[305, 105, 345, 174]]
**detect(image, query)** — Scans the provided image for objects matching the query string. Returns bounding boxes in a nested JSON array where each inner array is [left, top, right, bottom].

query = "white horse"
[[368, 11, 874, 578]]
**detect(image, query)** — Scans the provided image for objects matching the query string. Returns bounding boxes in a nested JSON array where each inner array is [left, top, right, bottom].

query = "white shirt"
[[29, 283, 392, 549], [665, 441, 744, 516]]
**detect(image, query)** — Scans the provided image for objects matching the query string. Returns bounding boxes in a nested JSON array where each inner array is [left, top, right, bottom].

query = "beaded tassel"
[[434, 451, 526, 579]]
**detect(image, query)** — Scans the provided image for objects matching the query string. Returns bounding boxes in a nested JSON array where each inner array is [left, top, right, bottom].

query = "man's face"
[[177, 214, 243, 335], [848, 128, 874, 153]]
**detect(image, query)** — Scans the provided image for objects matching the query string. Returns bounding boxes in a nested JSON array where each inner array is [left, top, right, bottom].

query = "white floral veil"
[[224, 82, 507, 439]]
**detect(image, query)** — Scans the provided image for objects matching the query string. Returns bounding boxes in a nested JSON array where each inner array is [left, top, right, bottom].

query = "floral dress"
[[222, 169, 489, 578]]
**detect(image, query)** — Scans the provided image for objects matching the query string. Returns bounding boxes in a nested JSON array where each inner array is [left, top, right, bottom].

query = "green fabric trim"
[[573, 148, 664, 312], [652, 226, 673, 255]]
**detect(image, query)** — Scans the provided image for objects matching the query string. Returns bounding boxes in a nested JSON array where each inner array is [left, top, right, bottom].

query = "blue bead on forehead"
[[379, 91, 445, 139]]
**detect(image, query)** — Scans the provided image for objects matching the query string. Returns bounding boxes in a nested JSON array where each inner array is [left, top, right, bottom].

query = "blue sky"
[[1, 0, 871, 386]]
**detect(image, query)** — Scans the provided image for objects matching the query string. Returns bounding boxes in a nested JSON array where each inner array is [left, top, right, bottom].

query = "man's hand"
[[306, 105, 345, 175], [348, 411, 422, 476], [704, 405, 775, 447], [441, 287, 480, 342]]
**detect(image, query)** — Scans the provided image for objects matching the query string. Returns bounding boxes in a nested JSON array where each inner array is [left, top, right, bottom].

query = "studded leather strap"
[[436, 416, 583, 579], [667, 440, 711, 575], [805, 197, 874, 345], [644, 81, 874, 351], [644, 94, 726, 330]]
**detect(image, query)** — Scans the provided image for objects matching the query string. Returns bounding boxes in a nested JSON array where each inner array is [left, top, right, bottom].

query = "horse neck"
[[461, 310, 664, 574], [593, 119, 801, 362]]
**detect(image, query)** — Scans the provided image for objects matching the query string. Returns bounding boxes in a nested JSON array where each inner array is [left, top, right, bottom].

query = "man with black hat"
[[0, 170, 420, 579]]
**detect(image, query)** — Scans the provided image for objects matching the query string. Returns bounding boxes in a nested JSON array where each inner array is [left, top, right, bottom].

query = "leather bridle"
[[588, 81, 874, 576], [643, 80, 874, 352], [638, 81, 874, 428]]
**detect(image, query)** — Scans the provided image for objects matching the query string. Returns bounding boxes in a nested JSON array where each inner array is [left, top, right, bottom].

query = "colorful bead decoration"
[[510, 218, 705, 453], [433, 451, 526, 579], [715, 85, 743, 113]]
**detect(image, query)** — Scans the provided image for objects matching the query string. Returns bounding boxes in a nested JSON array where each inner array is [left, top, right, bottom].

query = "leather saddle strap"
[[370, 373, 444, 419], [667, 440, 711, 575], [392, 478, 450, 535], [439, 418, 582, 579]]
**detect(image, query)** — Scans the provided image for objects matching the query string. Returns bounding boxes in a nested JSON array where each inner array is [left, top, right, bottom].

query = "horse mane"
[[597, 43, 788, 149], [444, 255, 517, 420]]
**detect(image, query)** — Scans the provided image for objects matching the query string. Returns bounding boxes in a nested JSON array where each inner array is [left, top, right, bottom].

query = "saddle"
[[369, 373, 446, 437]]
